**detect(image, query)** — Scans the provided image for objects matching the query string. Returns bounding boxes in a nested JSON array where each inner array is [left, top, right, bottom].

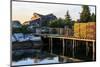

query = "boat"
[[12, 33, 41, 42]]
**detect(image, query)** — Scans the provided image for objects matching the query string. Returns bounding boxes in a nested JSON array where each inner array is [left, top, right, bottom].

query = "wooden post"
[[49, 38, 51, 52], [62, 39, 65, 56], [86, 41, 89, 56], [92, 41, 95, 61], [73, 40, 75, 57], [51, 37, 53, 54], [74, 40, 76, 57]]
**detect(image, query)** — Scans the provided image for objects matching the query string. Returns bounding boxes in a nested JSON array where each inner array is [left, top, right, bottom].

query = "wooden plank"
[[48, 36, 95, 42]]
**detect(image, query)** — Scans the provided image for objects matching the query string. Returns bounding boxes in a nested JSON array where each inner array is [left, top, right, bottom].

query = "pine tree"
[[64, 11, 72, 28], [91, 13, 96, 22], [80, 5, 91, 22], [49, 18, 65, 28], [65, 11, 71, 25]]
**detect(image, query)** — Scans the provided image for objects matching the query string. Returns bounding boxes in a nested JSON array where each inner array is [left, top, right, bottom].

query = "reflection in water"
[[12, 49, 76, 66]]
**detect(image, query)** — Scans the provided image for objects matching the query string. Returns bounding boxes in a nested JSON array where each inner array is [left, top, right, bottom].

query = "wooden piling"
[[86, 41, 89, 56], [50, 38, 53, 54], [73, 40, 75, 57], [92, 41, 95, 61], [62, 39, 65, 56]]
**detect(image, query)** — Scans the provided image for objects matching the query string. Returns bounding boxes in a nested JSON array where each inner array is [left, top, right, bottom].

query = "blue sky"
[[12, 1, 96, 23]]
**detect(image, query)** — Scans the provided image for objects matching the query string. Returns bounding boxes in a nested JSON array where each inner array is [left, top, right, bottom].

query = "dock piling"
[[62, 39, 65, 56], [92, 41, 95, 61], [73, 40, 75, 57]]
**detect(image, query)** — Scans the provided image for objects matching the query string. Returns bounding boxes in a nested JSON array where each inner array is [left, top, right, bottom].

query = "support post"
[[62, 39, 65, 56], [73, 40, 75, 57], [86, 41, 89, 56], [49, 38, 51, 52], [92, 41, 95, 61], [51, 38, 53, 54], [74, 40, 76, 57]]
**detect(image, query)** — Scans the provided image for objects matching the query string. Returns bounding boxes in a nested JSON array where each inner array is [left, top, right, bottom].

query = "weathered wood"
[[50, 38, 53, 54], [44, 35, 96, 60], [86, 42, 89, 56], [92, 41, 95, 60], [73, 40, 75, 57], [62, 39, 65, 56], [48, 36, 95, 42]]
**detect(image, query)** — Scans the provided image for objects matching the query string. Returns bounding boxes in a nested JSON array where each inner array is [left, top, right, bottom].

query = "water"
[[12, 36, 95, 66], [12, 49, 77, 66]]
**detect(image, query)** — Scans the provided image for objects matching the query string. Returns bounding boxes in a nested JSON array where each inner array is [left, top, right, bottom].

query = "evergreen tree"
[[80, 5, 91, 22], [49, 18, 65, 28], [65, 11, 71, 25], [91, 13, 96, 22]]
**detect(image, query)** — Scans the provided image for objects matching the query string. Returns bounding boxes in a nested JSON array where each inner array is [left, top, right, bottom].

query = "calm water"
[[12, 37, 95, 66], [12, 49, 76, 66]]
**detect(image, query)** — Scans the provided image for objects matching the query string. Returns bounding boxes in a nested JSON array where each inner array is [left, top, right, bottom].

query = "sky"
[[12, 1, 96, 24]]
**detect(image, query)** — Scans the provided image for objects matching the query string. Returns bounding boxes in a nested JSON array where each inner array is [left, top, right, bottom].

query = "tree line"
[[48, 5, 96, 28]]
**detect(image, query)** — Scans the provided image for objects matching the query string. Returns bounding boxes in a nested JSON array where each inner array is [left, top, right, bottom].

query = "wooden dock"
[[40, 34, 96, 61]]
